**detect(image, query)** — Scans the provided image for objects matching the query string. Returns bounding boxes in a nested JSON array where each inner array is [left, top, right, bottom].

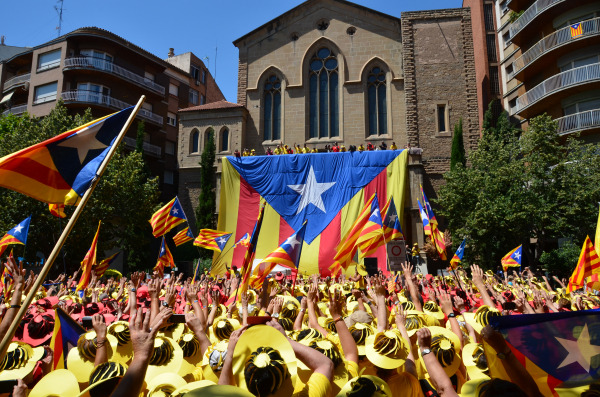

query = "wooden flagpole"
[[0, 96, 146, 355]]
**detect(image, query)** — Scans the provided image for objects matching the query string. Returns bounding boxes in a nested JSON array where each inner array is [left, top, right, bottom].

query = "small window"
[[191, 130, 200, 153], [486, 34, 497, 63], [509, 98, 518, 114], [34, 82, 58, 104], [201, 70, 207, 84], [191, 64, 200, 81], [169, 83, 179, 97], [505, 63, 514, 78], [144, 71, 155, 82], [367, 67, 387, 136], [142, 102, 153, 112], [503, 32, 512, 48], [489, 66, 500, 94], [165, 140, 176, 155], [167, 112, 177, 126], [221, 129, 229, 152], [437, 104, 447, 132], [484, 4, 495, 31], [200, 94, 206, 105], [38, 49, 61, 71], [189, 88, 199, 105], [164, 170, 174, 185]]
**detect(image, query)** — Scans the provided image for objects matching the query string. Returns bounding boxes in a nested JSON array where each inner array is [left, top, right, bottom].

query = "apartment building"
[[491, 0, 600, 142], [0, 27, 225, 201]]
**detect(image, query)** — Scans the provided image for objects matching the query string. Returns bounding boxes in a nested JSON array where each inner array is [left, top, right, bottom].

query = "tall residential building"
[[490, 0, 600, 142], [0, 27, 225, 201]]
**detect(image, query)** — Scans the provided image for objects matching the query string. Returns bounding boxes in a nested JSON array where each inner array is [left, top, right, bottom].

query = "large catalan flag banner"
[[485, 310, 600, 396], [0, 108, 134, 205], [215, 150, 408, 276]]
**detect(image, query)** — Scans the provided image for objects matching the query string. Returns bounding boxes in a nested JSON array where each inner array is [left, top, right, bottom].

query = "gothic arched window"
[[264, 75, 281, 141], [191, 129, 200, 153], [309, 48, 339, 139], [221, 128, 229, 152], [367, 67, 387, 136]]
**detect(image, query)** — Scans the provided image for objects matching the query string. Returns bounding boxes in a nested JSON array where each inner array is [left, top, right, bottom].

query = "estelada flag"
[[156, 236, 175, 270], [0, 216, 31, 257], [358, 197, 404, 257], [173, 227, 194, 246], [0, 108, 134, 205], [483, 309, 600, 396], [450, 238, 466, 270], [356, 194, 384, 259], [49, 204, 66, 218], [420, 185, 438, 226], [216, 150, 408, 276], [567, 236, 600, 293], [571, 22, 583, 38], [194, 229, 232, 252], [501, 245, 522, 271], [94, 252, 120, 278], [334, 193, 376, 268], [49, 307, 86, 370], [76, 221, 101, 291], [238, 204, 266, 296], [149, 197, 186, 237], [417, 200, 431, 237]]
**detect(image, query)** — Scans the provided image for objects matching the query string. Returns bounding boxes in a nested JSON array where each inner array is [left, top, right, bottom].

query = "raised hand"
[[471, 264, 484, 287], [401, 261, 413, 280]]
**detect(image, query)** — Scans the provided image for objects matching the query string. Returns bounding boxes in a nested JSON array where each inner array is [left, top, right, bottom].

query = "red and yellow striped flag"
[[567, 236, 600, 293], [49, 204, 66, 218], [76, 221, 101, 291], [94, 252, 119, 278], [149, 197, 186, 237], [334, 193, 376, 269], [570, 23, 583, 38], [173, 227, 194, 246]]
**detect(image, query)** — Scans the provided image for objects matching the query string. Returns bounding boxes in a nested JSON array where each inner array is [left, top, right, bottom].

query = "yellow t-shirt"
[[354, 276, 365, 290], [386, 372, 424, 397], [390, 144, 398, 150], [293, 373, 332, 397], [302, 147, 310, 153]]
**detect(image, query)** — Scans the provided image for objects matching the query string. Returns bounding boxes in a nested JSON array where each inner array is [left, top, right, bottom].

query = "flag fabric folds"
[[450, 239, 466, 270], [233, 233, 250, 248], [501, 245, 522, 271], [1, 251, 14, 297], [194, 229, 232, 252], [238, 204, 265, 296], [50, 307, 86, 370], [149, 197, 186, 237], [49, 204, 66, 218], [421, 187, 446, 260], [334, 193, 376, 269], [567, 236, 600, 293], [156, 236, 175, 270], [173, 227, 194, 246], [417, 200, 431, 237], [0, 108, 134, 205], [356, 194, 384, 259], [0, 216, 31, 257], [570, 22, 583, 38], [420, 185, 438, 226], [94, 252, 119, 278], [358, 197, 404, 258], [484, 310, 600, 396], [595, 204, 600, 257], [76, 221, 101, 291]]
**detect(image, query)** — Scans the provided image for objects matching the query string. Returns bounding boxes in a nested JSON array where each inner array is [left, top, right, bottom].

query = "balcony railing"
[[61, 90, 163, 125], [64, 57, 165, 95], [1, 104, 27, 117], [510, 17, 600, 80], [509, 0, 564, 39], [3, 73, 30, 92], [556, 109, 600, 135], [123, 136, 162, 157], [513, 62, 600, 115]]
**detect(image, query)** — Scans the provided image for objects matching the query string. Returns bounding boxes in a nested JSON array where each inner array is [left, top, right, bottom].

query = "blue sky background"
[[3, 0, 463, 101]]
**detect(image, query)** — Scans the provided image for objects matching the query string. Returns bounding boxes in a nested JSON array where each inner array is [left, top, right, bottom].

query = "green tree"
[[0, 100, 160, 273], [450, 118, 465, 170], [437, 109, 600, 270], [135, 120, 145, 154], [540, 240, 580, 279], [195, 130, 216, 258]]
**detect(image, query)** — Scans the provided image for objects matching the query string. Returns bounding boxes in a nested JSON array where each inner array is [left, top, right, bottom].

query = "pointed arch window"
[[367, 67, 387, 136], [221, 128, 229, 152], [191, 129, 200, 153], [309, 47, 339, 139], [264, 75, 281, 141]]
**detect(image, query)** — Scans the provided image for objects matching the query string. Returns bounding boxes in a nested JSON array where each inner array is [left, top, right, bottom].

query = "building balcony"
[[556, 109, 600, 136], [63, 57, 165, 95], [1, 104, 27, 117], [3, 73, 30, 93], [122, 136, 162, 157], [61, 90, 163, 125], [513, 62, 600, 118], [510, 17, 600, 82]]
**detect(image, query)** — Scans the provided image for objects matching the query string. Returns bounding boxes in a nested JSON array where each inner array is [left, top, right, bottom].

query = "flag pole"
[[0, 96, 146, 356], [58, 216, 67, 276]]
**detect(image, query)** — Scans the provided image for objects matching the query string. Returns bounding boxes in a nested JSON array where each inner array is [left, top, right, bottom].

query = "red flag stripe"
[[363, 169, 388, 274], [232, 178, 260, 267], [319, 211, 342, 277]]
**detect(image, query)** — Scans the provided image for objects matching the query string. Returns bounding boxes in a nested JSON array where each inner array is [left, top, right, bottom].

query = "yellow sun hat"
[[66, 331, 119, 383], [0, 341, 45, 381], [185, 385, 255, 397], [177, 331, 205, 378], [210, 318, 241, 343], [144, 336, 184, 382], [158, 322, 185, 342], [202, 339, 229, 383], [146, 372, 187, 396], [356, 264, 368, 276], [108, 321, 133, 364], [77, 361, 127, 397], [336, 373, 392, 397], [462, 343, 491, 380], [171, 380, 216, 396], [463, 305, 502, 333], [423, 301, 445, 321], [348, 322, 376, 355], [297, 338, 348, 395], [460, 377, 492, 397], [29, 369, 80, 397], [418, 326, 461, 377], [232, 325, 297, 397], [365, 329, 410, 369]]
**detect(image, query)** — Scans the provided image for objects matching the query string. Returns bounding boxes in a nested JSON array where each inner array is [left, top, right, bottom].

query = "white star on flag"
[[217, 237, 227, 244], [57, 122, 108, 163], [285, 235, 300, 249], [13, 224, 23, 234], [513, 251, 521, 260], [288, 166, 336, 215], [456, 247, 463, 254], [172, 208, 179, 215], [388, 214, 398, 223], [556, 324, 600, 373]]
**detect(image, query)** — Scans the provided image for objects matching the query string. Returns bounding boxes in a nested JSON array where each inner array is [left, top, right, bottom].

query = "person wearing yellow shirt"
[[242, 148, 250, 156], [340, 144, 347, 152], [274, 145, 282, 155], [294, 143, 302, 154], [390, 141, 398, 150], [358, 144, 365, 152], [250, 149, 256, 156], [311, 147, 318, 153], [302, 144, 310, 153]]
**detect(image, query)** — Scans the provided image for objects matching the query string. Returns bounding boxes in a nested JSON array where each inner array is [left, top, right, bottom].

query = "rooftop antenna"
[[202, 56, 209, 74], [54, 0, 65, 37]]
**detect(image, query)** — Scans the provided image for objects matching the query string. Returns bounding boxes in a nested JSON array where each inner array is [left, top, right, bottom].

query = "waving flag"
[[1, 250, 14, 297], [0, 108, 135, 205], [334, 193, 377, 269], [157, 236, 175, 269], [450, 239, 466, 270], [49, 308, 86, 370], [356, 194, 384, 259], [49, 204, 66, 218], [387, 274, 399, 293], [94, 252, 119, 278], [501, 245, 522, 271], [570, 22, 583, 38], [567, 237, 600, 293], [251, 222, 308, 288], [420, 185, 437, 226], [194, 229, 232, 252], [359, 197, 404, 257], [173, 227, 194, 246], [484, 310, 600, 396], [595, 205, 600, 257], [233, 233, 250, 248], [76, 221, 101, 291], [149, 197, 186, 237], [417, 200, 431, 237], [0, 216, 31, 257], [238, 204, 265, 296]]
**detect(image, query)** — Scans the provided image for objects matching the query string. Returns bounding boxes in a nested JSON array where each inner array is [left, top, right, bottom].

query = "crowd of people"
[[234, 141, 405, 157], [0, 256, 594, 397]]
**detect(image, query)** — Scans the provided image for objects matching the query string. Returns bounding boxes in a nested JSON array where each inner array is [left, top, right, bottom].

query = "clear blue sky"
[[3, 0, 463, 101]]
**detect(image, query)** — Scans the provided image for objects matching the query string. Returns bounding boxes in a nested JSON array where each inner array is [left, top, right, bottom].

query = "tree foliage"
[[450, 118, 466, 170], [195, 130, 217, 259], [0, 100, 160, 274], [437, 109, 600, 270]]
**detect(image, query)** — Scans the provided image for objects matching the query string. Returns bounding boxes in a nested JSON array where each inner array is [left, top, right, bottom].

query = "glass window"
[[167, 111, 177, 126], [38, 50, 61, 71], [437, 105, 447, 132], [144, 71, 155, 82], [202, 70, 207, 84], [34, 82, 58, 104], [164, 170, 174, 185], [142, 102, 153, 112], [169, 83, 179, 97], [308, 47, 339, 138], [201, 94, 205, 105], [263, 75, 282, 141], [191, 64, 200, 81], [165, 141, 175, 155], [222, 129, 229, 152], [189, 88, 199, 105], [564, 98, 600, 115], [76, 83, 109, 104], [367, 67, 387, 136], [191, 130, 199, 153]]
